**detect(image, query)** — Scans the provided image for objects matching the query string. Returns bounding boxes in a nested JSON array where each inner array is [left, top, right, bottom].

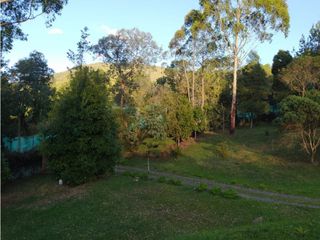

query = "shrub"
[[135, 138, 176, 158], [210, 187, 222, 196], [41, 67, 120, 185], [122, 171, 135, 177], [193, 107, 207, 136], [279, 95, 320, 164], [136, 172, 149, 181], [195, 183, 208, 192], [3, 150, 41, 179], [167, 178, 182, 186], [1, 154, 11, 184], [163, 93, 194, 145], [221, 189, 240, 199], [210, 187, 240, 199], [158, 176, 166, 183], [140, 104, 167, 140], [171, 147, 182, 158], [216, 142, 229, 159]]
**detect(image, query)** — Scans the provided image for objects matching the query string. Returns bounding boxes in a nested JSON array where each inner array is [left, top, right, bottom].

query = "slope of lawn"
[[2, 174, 320, 240], [122, 126, 320, 197]]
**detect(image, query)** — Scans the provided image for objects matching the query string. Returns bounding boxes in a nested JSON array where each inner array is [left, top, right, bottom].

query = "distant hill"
[[52, 62, 165, 90]]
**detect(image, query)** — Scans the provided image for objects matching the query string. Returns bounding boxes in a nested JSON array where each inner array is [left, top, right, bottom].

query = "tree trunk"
[[230, 53, 238, 135], [201, 70, 205, 110], [222, 106, 225, 133], [183, 61, 191, 103], [311, 150, 316, 165], [41, 155, 47, 173], [192, 42, 195, 107], [120, 80, 125, 108], [229, 7, 240, 135], [250, 118, 253, 129]]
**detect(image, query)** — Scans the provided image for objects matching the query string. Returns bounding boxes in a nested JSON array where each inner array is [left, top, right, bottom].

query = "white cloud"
[[100, 25, 118, 35], [48, 28, 63, 35]]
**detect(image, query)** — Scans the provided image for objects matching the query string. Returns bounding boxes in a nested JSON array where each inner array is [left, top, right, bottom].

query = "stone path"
[[115, 165, 320, 209]]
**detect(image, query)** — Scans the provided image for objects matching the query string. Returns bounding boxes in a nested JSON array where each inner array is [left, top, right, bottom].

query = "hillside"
[[52, 62, 165, 90]]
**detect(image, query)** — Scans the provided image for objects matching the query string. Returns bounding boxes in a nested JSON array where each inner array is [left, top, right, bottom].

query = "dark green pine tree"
[[41, 67, 120, 185]]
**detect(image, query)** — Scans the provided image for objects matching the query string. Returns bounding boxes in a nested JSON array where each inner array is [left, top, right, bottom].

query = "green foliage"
[[216, 141, 229, 159], [294, 226, 310, 237], [210, 187, 239, 199], [221, 189, 240, 199], [281, 55, 320, 96], [41, 67, 120, 185], [195, 183, 208, 192], [157, 176, 167, 183], [67, 27, 90, 67], [122, 171, 136, 177], [2, 51, 54, 137], [134, 172, 149, 181], [210, 187, 222, 196], [92, 28, 161, 108], [140, 104, 167, 140], [298, 21, 320, 56], [279, 95, 320, 164], [1, 0, 67, 53], [193, 107, 207, 134], [1, 73, 17, 137], [279, 95, 320, 128], [167, 178, 182, 186], [238, 61, 271, 123], [271, 50, 293, 103], [114, 106, 139, 149], [163, 92, 194, 144], [199, 0, 289, 133], [135, 138, 176, 158], [1, 154, 11, 184]]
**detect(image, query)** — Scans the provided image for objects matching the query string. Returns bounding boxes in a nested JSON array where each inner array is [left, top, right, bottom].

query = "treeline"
[[1, 1, 320, 185]]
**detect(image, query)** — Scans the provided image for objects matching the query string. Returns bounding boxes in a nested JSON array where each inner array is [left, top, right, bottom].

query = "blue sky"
[[5, 0, 320, 72]]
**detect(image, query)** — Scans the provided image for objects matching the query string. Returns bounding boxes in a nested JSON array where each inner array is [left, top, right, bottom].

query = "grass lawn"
[[2, 174, 320, 240], [122, 126, 320, 197]]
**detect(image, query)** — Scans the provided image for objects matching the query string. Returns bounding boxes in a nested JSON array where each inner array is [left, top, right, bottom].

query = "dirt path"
[[115, 165, 320, 209]]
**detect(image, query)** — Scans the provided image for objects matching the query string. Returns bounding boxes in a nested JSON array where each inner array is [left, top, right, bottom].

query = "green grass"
[[2, 174, 320, 240], [122, 126, 320, 197]]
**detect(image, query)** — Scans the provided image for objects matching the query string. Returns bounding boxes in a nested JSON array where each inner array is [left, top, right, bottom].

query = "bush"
[[135, 138, 176, 158], [279, 94, 320, 164], [3, 150, 42, 179], [221, 189, 240, 199], [1, 154, 11, 184], [193, 107, 207, 136], [163, 93, 194, 145], [167, 178, 182, 186], [140, 104, 167, 140], [216, 142, 229, 159], [41, 67, 120, 185], [210, 187, 223, 196], [157, 176, 166, 183], [114, 106, 139, 149], [136, 172, 149, 181], [210, 187, 240, 199], [195, 183, 208, 192]]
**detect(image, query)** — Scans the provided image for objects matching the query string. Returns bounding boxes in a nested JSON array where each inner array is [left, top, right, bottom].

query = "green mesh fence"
[[3, 135, 42, 153]]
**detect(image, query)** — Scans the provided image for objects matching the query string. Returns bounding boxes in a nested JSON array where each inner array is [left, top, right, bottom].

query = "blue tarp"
[[2, 135, 42, 153]]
